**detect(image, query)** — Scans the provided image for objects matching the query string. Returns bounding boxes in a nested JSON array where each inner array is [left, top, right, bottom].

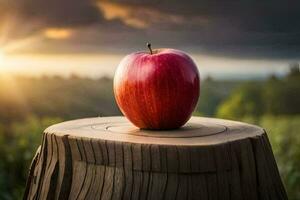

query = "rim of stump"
[[44, 116, 265, 146]]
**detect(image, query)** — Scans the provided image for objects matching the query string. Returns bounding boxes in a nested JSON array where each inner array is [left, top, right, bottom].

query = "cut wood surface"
[[24, 116, 287, 200]]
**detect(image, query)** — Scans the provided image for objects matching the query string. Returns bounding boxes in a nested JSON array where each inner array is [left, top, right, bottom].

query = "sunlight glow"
[[0, 74, 28, 108], [0, 13, 44, 57], [0, 50, 5, 65], [0, 53, 290, 79]]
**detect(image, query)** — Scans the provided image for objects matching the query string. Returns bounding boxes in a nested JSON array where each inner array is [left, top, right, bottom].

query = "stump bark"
[[24, 116, 287, 200]]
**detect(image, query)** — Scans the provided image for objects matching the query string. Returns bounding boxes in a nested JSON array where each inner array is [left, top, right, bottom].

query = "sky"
[[0, 0, 299, 79]]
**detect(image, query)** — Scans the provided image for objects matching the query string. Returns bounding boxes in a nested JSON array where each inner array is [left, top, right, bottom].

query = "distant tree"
[[269, 74, 279, 81], [217, 66, 300, 119], [204, 75, 213, 82], [70, 73, 81, 79], [288, 63, 300, 78], [197, 78, 239, 116], [263, 66, 300, 115], [217, 82, 264, 119]]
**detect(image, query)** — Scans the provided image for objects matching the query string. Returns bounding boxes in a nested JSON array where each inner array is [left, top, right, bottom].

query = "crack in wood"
[[24, 117, 287, 200]]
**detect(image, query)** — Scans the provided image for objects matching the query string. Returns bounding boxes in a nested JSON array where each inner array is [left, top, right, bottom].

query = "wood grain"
[[23, 116, 287, 200]]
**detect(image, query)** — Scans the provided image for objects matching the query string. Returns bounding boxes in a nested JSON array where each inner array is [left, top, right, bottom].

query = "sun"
[[0, 50, 5, 65]]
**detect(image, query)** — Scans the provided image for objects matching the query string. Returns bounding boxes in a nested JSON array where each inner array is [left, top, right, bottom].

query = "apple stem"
[[147, 43, 153, 55]]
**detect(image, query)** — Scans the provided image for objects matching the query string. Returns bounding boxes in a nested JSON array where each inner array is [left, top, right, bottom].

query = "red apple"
[[114, 44, 200, 130]]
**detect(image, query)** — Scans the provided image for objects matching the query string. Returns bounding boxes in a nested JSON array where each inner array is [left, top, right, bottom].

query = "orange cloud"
[[44, 28, 72, 39], [97, 2, 148, 28], [97, 1, 206, 29]]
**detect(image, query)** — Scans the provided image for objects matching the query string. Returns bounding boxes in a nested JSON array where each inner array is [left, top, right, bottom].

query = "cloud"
[[18, 0, 101, 27], [97, 1, 208, 29], [0, 0, 103, 51], [97, 2, 148, 28], [0, 0, 299, 59], [44, 28, 73, 40]]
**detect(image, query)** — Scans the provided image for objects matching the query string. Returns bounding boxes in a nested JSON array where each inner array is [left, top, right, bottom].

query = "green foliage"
[[217, 82, 264, 119], [0, 76, 121, 121], [0, 116, 62, 200], [217, 69, 300, 119], [0, 67, 299, 199], [260, 116, 300, 200], [263, 74, 300, 115], [196, 77, 239, 116]]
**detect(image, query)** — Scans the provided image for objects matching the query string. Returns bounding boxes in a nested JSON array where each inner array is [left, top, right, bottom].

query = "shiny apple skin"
[[114, 49, 200, 130]]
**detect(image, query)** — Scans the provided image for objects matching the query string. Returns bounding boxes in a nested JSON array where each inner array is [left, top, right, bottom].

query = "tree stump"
[[24, 116, 287, 200]]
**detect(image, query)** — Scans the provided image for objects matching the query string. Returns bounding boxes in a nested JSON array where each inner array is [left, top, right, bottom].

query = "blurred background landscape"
[[0, 0, 300, 199]]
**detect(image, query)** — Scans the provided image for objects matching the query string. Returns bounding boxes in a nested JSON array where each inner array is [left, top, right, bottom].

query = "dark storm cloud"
[[0, 0, 100, 27], [108, 0, 300, 33], [19, 0, 102, 27], [96, 0, 300, 58], [0, 0, 104, 44], [1, 0, 300, 58], [104, 0, 300, 38]]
